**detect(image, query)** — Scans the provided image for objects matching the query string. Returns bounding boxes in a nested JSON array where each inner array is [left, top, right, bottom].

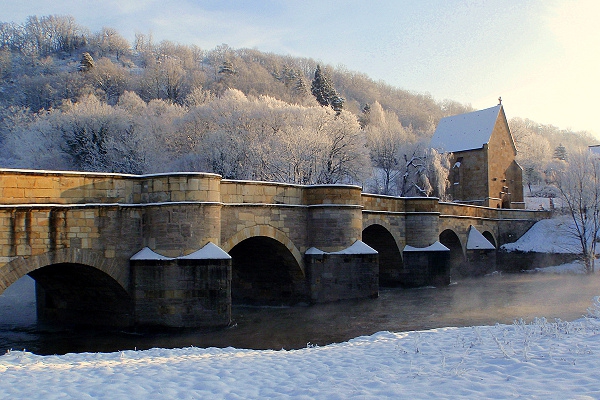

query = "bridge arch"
[[222, 225, 304, 275], [223, 225, 307, 305], [439, 229, 465, 277], [362, 222, 404, 287], [0, 248, 129, 294], [482, 230, 497, 248], [362, 218, 403, 248], [0, 249, 133, 327]]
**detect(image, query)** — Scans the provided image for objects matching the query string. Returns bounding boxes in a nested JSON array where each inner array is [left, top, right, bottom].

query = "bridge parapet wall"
[[403, 198, 441, 248], [140, 174, 221, 203], [0, 169, 221, 205], [303, 185, 363, 205], [362, 195, 441, 248], [0, 169, 136, 204], [362, 194, 407, 212], [304, 185, 363, 252], [439, 202, 551, 220], [220, 180, 303, 205], [362, 194, 440, 213]]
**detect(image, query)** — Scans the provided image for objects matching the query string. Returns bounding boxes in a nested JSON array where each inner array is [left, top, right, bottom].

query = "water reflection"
[[1, 273, 599, 355]]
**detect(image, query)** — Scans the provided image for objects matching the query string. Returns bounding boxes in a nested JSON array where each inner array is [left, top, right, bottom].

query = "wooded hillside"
[[0, 15, 594, 196]]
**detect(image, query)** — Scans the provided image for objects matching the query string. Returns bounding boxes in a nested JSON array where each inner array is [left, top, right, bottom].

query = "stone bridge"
[[0, 169, 549, 329]]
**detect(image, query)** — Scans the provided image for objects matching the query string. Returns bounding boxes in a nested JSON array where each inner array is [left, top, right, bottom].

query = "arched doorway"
[[439, 229, 464, 278], [29, 263, 133, 328], [362, 224, 404, 287], [229, 236, 307, 305]]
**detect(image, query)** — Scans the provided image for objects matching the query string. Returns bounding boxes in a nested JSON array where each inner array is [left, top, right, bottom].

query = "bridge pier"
[[304, 186, 379, 301], [402, 243, 450, 287], [305, 241, 379, 303], [400, 198, 451, 287], [130, 244, 231, 329]]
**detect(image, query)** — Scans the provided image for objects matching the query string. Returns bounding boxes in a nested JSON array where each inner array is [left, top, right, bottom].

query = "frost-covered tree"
[[314, 108, 367, 184], [397, 143, 450, 198], [60, 96, 119, 171], [136, 56, 191, 104], [273, 119, 329, 184], [0, 105, 32, 147], [21, 15, 87, 56], [510, 118, 594, 189], [92, 27, 131, 60], [161, 57, 187, 103], [424, 147, 452, 199], [126, 96, 186, 173], [293, 75, 309, 98], [364, 102, 449, 198], [184, 86, 214, 107], [0, 48, 11, 78], [47, 94, 146, 173], [87, 57, 128, 104], [167, 89, 368, 184], [1, 108, 70, 170], [555, 150, 600, 273], [364, 102, 411, 194], [510, 118, 552, 187]]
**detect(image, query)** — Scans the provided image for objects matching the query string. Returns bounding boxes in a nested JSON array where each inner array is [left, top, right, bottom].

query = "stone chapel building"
[[430, 103, 524, 209]]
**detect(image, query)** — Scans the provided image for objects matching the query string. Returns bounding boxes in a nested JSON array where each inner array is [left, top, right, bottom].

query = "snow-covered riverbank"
[[2, 315, 600, 399]]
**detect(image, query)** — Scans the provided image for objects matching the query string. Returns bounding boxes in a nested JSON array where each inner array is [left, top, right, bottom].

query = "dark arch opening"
[[28, 263, 133, 328], [362, 224, 404, 287], [439, 229, 464, 278], [482, 231, 497, 248], [229, 236, 307, 306]]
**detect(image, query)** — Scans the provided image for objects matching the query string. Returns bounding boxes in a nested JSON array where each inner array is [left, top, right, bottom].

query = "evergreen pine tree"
[[78, 52, 94, 72], [311, 65, 337, 107], [554, 144, 567, 161], [359, 103, 371, 128], [331, 94, 345, 114], [218, 60, 236, 75], [279, 66, 299, 87], [294, 75, 309, 96]]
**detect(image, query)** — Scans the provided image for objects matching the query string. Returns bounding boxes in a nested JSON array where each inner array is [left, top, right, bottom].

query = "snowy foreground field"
[[2, 316, 600, 399], [2, 215, 600, 399]]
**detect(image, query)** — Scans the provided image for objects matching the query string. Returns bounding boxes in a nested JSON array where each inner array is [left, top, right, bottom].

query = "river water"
[[1, 273, 599, 355]]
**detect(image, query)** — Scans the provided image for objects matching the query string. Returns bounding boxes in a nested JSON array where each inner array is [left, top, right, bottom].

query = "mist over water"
[[0, 276, 37, 352], [1, 273, 599, 355]]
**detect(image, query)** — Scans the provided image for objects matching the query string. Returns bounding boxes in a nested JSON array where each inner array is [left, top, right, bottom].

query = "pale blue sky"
[[3, 0, 599, 136]]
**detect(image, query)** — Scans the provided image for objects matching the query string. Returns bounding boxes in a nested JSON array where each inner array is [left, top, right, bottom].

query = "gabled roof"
[[130, 247, 174, 261], [430, 105, 502, 153], [179, 242, 232, 260], [466, 226, 495, 250]]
